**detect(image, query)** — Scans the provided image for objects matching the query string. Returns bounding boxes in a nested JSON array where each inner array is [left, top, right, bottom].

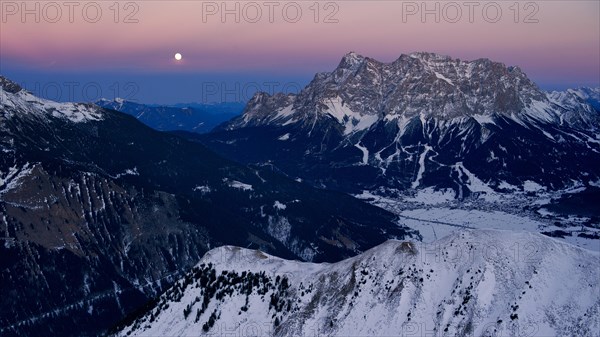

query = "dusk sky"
[[1, 0, 599, 104]]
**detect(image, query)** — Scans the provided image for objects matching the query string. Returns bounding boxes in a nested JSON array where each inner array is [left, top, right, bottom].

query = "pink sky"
[[1, 0, 599, 88]]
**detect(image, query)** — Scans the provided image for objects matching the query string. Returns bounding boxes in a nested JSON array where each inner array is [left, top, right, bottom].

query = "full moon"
[[174, 53, 182, 61]]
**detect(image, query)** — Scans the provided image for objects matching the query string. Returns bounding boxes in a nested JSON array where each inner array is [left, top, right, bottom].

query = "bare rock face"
[[225, 52, 558, 132], [0, 77, 23, 94], [205, 52, 600, 195]]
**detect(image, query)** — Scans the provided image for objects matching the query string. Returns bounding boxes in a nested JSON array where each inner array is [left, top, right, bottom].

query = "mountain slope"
[[201, 52, 600, 196], [116, 229, 600, 337], [0, 76, 411, 336]]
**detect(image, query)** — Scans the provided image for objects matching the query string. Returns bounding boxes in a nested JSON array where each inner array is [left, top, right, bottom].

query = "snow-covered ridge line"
[[1, 76, 104, 123], [227, 52, 599, 132], [117, 229, 600, 337]]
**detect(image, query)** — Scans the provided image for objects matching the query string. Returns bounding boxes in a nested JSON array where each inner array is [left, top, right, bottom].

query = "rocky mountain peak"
[[407, 51, 455, 63], [332, 53, 548, 120], [208, 53, 600, 195], [1, 77, 104, 123], [222, 52, 599, 152], [0, 75, 24, 94], [337, 51, 368, 69], [219, 91, 296, 130]]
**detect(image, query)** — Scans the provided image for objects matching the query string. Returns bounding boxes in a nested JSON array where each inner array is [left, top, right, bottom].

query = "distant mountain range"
[[96, 99, 243, 133], [0, 76, 411, 336], [198, 52, 599, 198], [115, 229, 600, 337]]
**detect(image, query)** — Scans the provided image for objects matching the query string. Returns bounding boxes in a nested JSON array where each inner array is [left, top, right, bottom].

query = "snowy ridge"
[[227, 52, 582, 132], [548, 88, 600, 130], [224, 52, 599, 137], [116, 229, 600, 337], [1, 76, 103, 123]]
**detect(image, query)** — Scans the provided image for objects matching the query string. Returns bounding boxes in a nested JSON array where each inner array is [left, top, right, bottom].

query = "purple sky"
[[1, 0, 598, 104]]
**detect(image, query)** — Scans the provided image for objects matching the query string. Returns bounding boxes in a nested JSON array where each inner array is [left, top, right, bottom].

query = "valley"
[[356, 186, 600, 251]]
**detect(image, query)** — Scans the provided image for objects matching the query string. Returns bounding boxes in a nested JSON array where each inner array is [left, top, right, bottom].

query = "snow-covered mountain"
[[203, 52, 600, 196], [223, 52, 598, 133], [1, 76, 104, 123], [0, 75, 411, 337], [224, 52, 561, 130], [115, 229, 600, 337], [548, 87, 600, 130]]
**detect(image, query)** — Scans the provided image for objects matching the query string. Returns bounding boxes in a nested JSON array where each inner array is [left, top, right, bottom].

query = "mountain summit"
[[223, 52, 567, 132], [205, 53, 600, 195]]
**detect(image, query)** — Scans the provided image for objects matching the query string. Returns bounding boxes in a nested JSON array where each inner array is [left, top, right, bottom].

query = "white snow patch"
[[434, 72, 454, 85], [324, 96, 379, 135], [225, 179, 253, 191], [453, 162, 496, 194], [475, 264, 496, 310], [0, 163, 34, 195], [114, 167, 139, 179], [524, 99, 558, 123], [498, 181, 519, 191], [273, 201, 287, 210], [536, 208, 554, 216], [411, 145, 432, 189], [355, 142, 369, 165], [192, 185, 211, 194], [523, 180, 545, 192], [278, 133, 290, 141], [273, 105, 294, 120], [472, 114, 495, 125]]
